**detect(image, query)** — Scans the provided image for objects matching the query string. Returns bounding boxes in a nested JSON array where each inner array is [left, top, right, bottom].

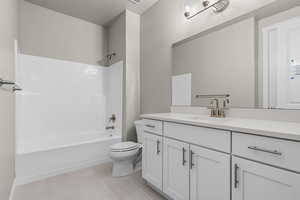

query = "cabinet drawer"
[[232, 132, 300, 172], [164, 122, 231, 153], [142, 119, 163, 135]]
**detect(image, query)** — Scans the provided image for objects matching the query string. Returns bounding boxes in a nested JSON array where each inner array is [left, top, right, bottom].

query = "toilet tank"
[[134, 120, 144, 143]]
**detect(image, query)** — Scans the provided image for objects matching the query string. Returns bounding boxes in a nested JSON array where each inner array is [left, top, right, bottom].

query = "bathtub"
[[15, 133, 121, 185]]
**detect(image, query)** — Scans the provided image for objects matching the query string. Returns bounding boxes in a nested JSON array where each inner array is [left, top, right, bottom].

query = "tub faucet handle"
[[109, 114, 116, 123]]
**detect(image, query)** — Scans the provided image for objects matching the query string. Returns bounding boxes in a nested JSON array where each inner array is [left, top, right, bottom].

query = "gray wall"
[[141, 0, 277, 114], [19, 0, 107, 66], [107, 13, 126, 65], [125, 11, 140, 141], [0, 0, 18, 199], [173, 18, 255, 108], [107, 11, 140, 141]]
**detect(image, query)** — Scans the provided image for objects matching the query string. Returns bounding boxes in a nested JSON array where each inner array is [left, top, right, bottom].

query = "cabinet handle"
[[182, 148, 187, 166], [248, 146, 282, 156], [234, 164, 239, 189], [156, 140, 160, 155], [146, 124, 155, 128], [190, 150, 195, 169]]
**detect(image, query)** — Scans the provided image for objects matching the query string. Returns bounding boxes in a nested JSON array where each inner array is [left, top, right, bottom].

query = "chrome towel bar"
[[0, 78, 15, 86], [0, 78, 22, 93]]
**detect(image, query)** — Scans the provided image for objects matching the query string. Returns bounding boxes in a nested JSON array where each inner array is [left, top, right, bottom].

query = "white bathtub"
[[16, 133, 121, 185]]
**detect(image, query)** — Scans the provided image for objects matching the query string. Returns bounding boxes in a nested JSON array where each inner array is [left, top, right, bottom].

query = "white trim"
[[262, 26, 279, 108], [262, 27, 270, 108], [9, 179, 16, 200], [15, 158, 112, 186], [18, 135, 121, 155]]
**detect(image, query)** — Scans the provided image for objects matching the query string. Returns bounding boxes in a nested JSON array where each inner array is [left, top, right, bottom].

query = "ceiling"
[[25, 0, 159, 26]]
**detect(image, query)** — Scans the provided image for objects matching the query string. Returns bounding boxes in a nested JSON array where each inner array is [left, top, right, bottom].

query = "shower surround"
[[15, 54, 123, 185]]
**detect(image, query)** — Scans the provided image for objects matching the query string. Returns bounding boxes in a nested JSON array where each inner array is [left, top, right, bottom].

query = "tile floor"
[[13, 163, 165, 200]]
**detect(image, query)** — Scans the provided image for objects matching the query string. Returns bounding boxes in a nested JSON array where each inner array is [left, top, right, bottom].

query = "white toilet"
[[110, 120, 144, 177]]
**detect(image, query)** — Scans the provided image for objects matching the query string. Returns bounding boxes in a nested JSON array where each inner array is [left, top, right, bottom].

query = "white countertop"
[[141, 113, 300, 141]]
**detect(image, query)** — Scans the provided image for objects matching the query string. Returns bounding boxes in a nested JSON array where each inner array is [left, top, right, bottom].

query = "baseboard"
[[9, 178, 16, 200], [145, 181, 171, 200], [15, 158, 112, 186]]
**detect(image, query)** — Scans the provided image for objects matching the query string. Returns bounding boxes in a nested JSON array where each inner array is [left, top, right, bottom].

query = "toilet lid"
[[110, 142, 139, 151]]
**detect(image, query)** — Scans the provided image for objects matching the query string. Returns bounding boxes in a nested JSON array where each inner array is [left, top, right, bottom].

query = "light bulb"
[[184, 5, 191, 18]]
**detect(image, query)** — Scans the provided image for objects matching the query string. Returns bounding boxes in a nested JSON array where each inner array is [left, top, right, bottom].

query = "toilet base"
[[112, 159, 135, 177]]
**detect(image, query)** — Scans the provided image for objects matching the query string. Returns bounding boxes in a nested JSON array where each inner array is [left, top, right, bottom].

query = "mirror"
[[172, 2, 300, 109]]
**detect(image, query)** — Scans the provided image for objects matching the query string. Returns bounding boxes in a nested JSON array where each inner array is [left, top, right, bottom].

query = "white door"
[[142, 132, 163, 190], [232, 156, 300, 200], [280, 20, 300, 109], [190, 145, 230, 200], [263, 17, 300, 109], [163, 138, 189, 200]]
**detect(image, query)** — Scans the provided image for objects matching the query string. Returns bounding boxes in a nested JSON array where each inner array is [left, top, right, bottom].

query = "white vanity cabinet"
[[232, 156, 300, 200], [141, 117, 300, 200], [190, 145, 230, 200], [163, 138, 190, 200], [232, 132, 300, 200], [142, 120, 231, 200], [142, 132, 163, 190], [162, 137, 231, 200]]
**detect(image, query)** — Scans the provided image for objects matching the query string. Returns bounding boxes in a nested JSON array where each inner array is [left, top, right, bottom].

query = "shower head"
[[98, 53, 116, 67]]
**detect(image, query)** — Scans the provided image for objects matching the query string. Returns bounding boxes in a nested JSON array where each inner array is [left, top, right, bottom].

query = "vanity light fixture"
[[184, 0, 230, 19], [128, 0, 141, 4]]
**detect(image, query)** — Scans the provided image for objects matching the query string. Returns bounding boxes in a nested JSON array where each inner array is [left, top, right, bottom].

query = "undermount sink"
[[182, 115, 231, 122]]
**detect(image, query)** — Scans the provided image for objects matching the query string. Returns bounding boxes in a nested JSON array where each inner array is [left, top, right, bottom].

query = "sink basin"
[[183, 115, 231, 122]]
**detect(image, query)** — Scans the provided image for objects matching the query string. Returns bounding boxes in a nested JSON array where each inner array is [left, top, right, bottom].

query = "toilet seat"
[[110, 142, 140, 152]]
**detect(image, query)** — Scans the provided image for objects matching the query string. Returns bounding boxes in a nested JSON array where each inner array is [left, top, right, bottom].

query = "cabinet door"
[[232, 156, 300, 200], [163, 138, 189, 200], [142, 132, 163, 190], [190, 145, 230, 200]]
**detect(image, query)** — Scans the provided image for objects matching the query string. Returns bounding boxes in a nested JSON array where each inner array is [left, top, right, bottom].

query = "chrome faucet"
[[196, 94, 230, 118], [106, 114, 116, 130], [208, 98, 230, 118], [209, 98, 219, 117], [109, 114, 116, 123], [219, 98, 230, 118]]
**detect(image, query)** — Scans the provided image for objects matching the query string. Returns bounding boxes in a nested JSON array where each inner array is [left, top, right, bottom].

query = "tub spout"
[[106, 126, 115, 130]]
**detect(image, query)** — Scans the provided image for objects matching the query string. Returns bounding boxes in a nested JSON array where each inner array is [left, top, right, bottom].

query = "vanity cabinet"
[[162, 138, 230, 200], [141, 117, 300, 200], [232, 132, 300, 200], [190, 145, 230, 200], [142, 119, 163, 135], [232, 156, 300, 200], [142, 132, 163, 190], [163, 138, 190, 200], [232, 132, 300, 172], [164, 122, 231, 153]]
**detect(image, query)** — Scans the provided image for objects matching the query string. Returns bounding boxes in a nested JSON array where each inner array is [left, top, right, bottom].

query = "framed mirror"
[[172, 1, 300, 109]]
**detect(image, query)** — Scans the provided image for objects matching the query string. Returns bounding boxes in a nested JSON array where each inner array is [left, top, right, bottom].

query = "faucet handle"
[[223, 98, 230, 109], [207, 99, 214, 109]]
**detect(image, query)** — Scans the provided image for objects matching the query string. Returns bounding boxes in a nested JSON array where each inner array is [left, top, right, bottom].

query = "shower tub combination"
[[16, 133, 121, 185], [15, 55, 123, 185]]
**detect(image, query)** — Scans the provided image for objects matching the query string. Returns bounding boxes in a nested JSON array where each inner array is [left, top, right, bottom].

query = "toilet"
[[110, 120, 144, 177]]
